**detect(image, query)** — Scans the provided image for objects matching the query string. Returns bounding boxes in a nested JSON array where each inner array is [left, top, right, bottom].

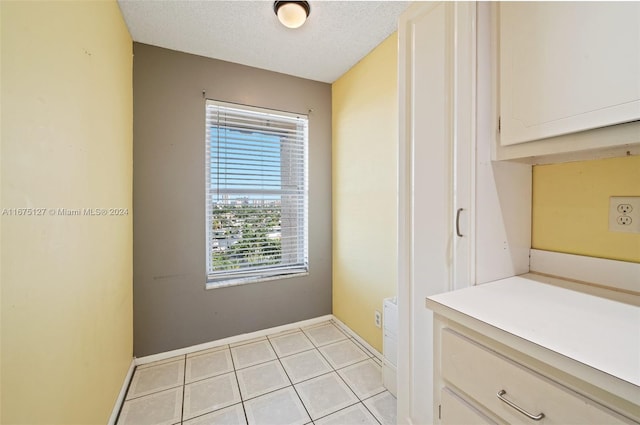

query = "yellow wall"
[[332, 33, 398, 352], [1, 1, 133, 423], [532, 155, 640, 263], [0, 4, 3, 420]]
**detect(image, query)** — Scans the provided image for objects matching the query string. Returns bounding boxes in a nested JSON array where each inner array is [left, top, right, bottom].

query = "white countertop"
[[426, 274, 640, 390]]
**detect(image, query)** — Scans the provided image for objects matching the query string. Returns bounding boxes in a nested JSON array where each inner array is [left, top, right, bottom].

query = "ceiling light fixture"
[[274, 1, 310, 29]]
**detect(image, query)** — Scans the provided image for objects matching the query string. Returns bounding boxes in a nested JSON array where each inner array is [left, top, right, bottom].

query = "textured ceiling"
[[117, 0, 410, 83]]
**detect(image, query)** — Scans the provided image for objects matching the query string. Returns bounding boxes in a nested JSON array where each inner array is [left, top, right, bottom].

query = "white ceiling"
[[117, 0, 411, 83]]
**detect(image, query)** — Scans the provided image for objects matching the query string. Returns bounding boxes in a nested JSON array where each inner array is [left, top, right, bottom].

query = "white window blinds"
[[205, 100, 309, 286]]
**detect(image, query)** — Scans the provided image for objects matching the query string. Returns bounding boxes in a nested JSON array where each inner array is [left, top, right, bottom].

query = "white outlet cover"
[[609, 196, 640, 234]]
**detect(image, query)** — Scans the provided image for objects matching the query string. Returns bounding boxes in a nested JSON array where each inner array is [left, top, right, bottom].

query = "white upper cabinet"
[[498, 2, 640, 151]]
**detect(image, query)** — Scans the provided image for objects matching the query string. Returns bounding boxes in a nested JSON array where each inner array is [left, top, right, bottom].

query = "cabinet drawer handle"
[[497, 390, 545, 421]]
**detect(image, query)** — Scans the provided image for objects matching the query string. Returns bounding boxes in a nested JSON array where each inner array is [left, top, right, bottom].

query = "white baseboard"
[[530, 249, 640, 293], [108, 358, 135, 425], [331, 315, 383, 360], [382, 359, 397, 397], [135, 314, 333, 366]]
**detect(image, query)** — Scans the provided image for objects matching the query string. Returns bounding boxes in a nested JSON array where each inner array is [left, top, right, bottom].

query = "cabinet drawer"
[[441, 329, 628, 424], [441, 387, 496, 425]]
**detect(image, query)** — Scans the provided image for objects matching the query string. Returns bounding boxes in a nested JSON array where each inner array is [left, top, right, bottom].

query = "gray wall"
[[133, 43, 332, 356]]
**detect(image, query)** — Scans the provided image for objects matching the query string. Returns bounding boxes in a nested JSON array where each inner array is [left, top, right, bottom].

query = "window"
[[205, 100, 309, 287]]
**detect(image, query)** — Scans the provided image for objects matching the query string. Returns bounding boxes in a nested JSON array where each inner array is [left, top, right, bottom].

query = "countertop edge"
[[425, 294, 640, 407]]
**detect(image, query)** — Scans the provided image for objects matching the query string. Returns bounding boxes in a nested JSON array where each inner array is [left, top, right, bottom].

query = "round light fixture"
[[274, 1, 310, 29]]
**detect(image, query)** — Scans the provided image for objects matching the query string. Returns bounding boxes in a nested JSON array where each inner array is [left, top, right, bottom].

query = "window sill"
[[205, 271, 309, 290]]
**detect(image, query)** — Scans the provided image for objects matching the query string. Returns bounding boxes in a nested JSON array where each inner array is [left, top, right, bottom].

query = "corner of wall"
[[331, 32, 398, 352]]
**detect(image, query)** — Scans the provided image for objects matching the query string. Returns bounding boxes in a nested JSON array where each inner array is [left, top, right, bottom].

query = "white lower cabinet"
[[441, 387, 496, 425], [438, 329, 633, 424]]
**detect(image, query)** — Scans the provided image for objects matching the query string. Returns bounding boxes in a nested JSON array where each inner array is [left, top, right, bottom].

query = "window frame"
[[204, 100, 309, 289]]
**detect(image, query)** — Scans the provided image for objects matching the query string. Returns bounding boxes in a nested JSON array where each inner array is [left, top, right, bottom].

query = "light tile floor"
[[117, 320, 397, 425]]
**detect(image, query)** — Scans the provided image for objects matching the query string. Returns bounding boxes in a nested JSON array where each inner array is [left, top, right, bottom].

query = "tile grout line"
[[178, 348, 243, 423], [331, 319, 384, 363], [181, 402, 244, 424], [335, 358, 384, 401], [361, 401, 384, 425], [228, 345, 250, 425], [265, 330, 314, 360], [360, 391, 391, 425], [301, 322, 349, 348], [339, 353, 389, 425], [306, 326, 386, 424], [314, 338, 369, 373], [178, 347, 236, 387], [265, 334, 315, 423], [121, 357, 187, 403], [122, 384, 185, 402], [231, 340, 281, 371], [337, 360, 387, 408], [350, 336, 377, 359], [232, 328, 335, 376], [299, 327, 369, 422], [312, 400, 364, 424], [277, 345, 317, 362], [181, 354, 187, 423], [122, 320, 391, 425], [121, 356, 188, 407], [231, 335, 340, 404], [231, 347, 387, 422]]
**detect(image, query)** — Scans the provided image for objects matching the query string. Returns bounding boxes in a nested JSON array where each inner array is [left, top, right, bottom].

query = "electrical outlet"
[[617, 203, 633, 214], [609, 197, 640, 234], [617, 216, 633, 226], [374, 310, 382, 328]]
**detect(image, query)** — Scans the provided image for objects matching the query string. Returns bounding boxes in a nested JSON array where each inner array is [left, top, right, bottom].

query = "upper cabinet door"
[[499, 2, 640, 146]]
